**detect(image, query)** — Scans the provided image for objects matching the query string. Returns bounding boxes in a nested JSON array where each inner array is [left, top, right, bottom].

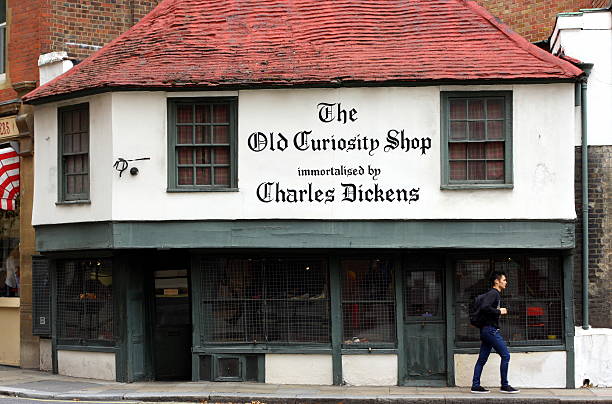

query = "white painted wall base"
[[265, 354, 332, 385], [454, 351, 566, 388], [39, 339, 52, 371], [574, 327, 612, 387], [57, 351, 116, 380], [342, 354, 397, 386]]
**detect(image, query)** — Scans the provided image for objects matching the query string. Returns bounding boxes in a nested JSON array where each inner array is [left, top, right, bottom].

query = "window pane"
[[214, 126, 229, 144], [341, 259, 395, 344], [64, 134, 73, 154], [199, 258, 329, 344], [177, 147, 193, 164], [450, 121, 467, 140], [214, 167, 230, 186], [468, 99, 485, 119], [80, 110, 89, 131], [213, 104, 230, 123], [195, 105, 211, 123], [342, 302, 395, 344], [486, 142, 504, 159], [405, 271, 442, 318], [63, 112, 72, 134], [449, 143, 466, 159], [468, 121, 485, 140], [467, 143, 485, 159], [66, 175, 75, 194], [74, 175, 83, 194], [487, 98, 504, 119], [178, 167, 193, 185], [81, 133, 89, 151], [449, 161, 467, 181], [195, 147, 211, 164], [487, 120, 503, 140], [213, 147, 230, 164], [342, 259, 394, 301], [177, 105, 193, 123], [486, 161, 504, 180], [72, 112, 81, 133], [468, 161, 485, 180], [56, 259, 114, 343], [195, 126, 211, 144], [177, 126, 192, 144], [449, 99, 467, 119], [196, 168, 211, 185]]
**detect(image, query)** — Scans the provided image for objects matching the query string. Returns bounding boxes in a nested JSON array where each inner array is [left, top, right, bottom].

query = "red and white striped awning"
[[0, 147, 19, 211]]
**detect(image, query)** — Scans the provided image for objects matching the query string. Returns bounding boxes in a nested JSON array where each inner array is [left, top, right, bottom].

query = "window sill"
[[56, 200, 91, 205], [441, 184, 514, 190], [167, 187, 239, 193]]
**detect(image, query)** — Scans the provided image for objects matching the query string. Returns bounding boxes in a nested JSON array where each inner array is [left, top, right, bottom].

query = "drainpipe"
[[578, 63, 593, 330]]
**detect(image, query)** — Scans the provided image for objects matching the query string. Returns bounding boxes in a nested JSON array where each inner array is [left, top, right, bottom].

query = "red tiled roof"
[[24, 0, 583, 103]]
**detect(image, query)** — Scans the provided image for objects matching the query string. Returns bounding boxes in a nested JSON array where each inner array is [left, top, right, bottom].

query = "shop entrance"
[[152, 268, 191, 380], [402, 259, 447, 385]]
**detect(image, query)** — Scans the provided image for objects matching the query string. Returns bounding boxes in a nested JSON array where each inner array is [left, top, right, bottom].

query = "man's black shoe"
[[471, 386, 490, 394], [500, 385, 520, 393]]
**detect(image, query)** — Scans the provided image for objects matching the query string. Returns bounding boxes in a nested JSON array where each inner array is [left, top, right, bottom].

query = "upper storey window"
[[58, 103, 90, 202], [441, 92, 512, 188], [167, 98, 238, 191]]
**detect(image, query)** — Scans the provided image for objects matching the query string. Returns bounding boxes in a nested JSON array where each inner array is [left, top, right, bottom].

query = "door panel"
[[403, 263, 447, 385], [153, 269, 191, 380]]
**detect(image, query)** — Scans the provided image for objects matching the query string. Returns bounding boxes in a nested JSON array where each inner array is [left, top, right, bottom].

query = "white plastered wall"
[[265, 354, 332, 385], [342, 354, 398, 386], [57, 351, 116, 380], [454, 351, 566, 388], [33, 93, 114, 225], [574, 327, 612, 387], [33, 84, 577, 225]]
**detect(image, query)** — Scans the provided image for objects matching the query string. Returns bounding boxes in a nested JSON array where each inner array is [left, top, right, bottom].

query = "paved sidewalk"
[[1, 366, 611, 403]]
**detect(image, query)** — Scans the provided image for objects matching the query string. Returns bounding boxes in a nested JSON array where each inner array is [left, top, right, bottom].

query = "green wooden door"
[[403, 263, 447, 386]]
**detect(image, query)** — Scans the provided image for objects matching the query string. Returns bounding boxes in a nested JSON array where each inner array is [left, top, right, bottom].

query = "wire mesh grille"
[[341, 258, 395, 344], [32, 256, 51, 336], [454, 255, 563, 345], [199, 258, 329, 344], [56, 259, 114, 343], [404, 257, 444, 319]]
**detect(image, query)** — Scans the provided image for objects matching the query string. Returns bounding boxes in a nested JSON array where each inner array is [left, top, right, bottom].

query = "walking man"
[[471, 270, 520, 394]]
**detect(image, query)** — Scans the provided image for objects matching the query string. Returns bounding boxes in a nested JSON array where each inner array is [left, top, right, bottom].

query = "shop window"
[[0, 206, 19, 297], [198, 258, 329, 344], [454, 255, 563, 346], [58, 103, 90, 202], [341, 258, 395, 345], [441, 92, 512, 187], [167, 98, 237, 191], [56, 259, 114, 345]]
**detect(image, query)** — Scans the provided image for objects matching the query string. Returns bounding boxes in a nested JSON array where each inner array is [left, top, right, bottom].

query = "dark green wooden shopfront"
[[33, 220, 577, 386]]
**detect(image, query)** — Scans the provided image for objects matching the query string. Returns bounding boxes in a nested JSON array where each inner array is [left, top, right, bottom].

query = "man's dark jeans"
[[472, 325, 510, 387]]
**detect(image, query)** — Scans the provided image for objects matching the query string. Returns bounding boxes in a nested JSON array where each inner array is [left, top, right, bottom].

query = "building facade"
[[0, 0, 159, 369], [23, 0, 589, 387]]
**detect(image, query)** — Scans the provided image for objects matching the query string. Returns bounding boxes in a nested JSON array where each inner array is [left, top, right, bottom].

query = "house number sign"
[[248, 103, 432, 204]]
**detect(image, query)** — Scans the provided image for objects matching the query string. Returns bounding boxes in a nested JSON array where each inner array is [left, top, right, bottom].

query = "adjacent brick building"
[[476, 0, 611, 42], [0, 0, 159, 369]]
